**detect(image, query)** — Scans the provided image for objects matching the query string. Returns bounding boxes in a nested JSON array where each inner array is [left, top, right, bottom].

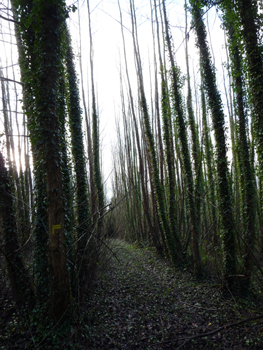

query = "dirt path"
[[83, 239, 263, 349]]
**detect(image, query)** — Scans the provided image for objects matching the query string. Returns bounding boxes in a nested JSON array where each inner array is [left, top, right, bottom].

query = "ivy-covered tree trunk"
[[201, 86, 217, 244], [151, 0, 165, 190], [65, 27, 90, 286], [230, 0, 263, 286], [31, 0, 70, 319], [129, 0, 182, 265], [234, 0, 263, 211], [59, 75, 75, 293], [160, 77, 184, 261], [153, 0, 184, 262], [222, 6, 255, 289], [162, 0, 200, 274], [0, 152, 35, 311], [11, 0, 50, 303], [191, 1, 236, 290], [0, 66, 27, 245], [185, 2, 203, 227], [87, 0, 104, 239]]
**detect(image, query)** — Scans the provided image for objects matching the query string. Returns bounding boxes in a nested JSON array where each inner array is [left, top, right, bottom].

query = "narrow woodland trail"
[[83, 239, 263, 349]]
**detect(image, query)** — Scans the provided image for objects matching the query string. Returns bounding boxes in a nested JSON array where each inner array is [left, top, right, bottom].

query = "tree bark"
[[191, 1, 236, 289]]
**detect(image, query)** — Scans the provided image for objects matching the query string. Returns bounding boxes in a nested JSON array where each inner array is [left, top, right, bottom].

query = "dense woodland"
[[0, 0, 263, 348]]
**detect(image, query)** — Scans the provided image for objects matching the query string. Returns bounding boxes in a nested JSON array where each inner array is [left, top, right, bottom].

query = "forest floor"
[[82, 239, 263, 350], [1, 238, 263, 349]]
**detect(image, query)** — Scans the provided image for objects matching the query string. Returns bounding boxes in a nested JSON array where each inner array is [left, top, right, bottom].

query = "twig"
[[151, 314, 263, 348], [96, 236, 122, 265], [181, 301, 217, 312], [0, 77, 24, 85], [0, 14, 19, 24]]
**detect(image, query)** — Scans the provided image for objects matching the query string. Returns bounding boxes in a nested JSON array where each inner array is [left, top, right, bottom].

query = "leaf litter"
[[1, 239, 262, 349], [83, 239, 263, 349]]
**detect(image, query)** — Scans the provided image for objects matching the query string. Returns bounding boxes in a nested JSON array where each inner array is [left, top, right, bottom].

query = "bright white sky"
[[0, 0, 228, 200], [68, 0, 228, 199]]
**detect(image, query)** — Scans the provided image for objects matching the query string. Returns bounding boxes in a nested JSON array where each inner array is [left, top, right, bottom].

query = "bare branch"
[[0, 77, 24, 86], [151, 314, 263, 348], [0, 14, 19, 24]]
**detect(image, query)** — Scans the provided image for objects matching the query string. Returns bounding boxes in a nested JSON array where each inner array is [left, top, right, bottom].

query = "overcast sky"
[[67, 0, 227, 197], [0, 0, 228, 200]]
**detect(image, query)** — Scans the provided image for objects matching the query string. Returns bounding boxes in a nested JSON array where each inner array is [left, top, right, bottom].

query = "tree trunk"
[[0, 152, 35, 311], [65, 27, 91, 287], [87, 0, 104, 241], [32, 0, 71, 319], [191, 1, 236, 290], [162, 0, 201, 274], [222, 5, 255, 290]]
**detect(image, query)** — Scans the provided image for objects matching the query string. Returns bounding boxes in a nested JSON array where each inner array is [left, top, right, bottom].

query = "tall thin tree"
[[190, 1, 236, 289]]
